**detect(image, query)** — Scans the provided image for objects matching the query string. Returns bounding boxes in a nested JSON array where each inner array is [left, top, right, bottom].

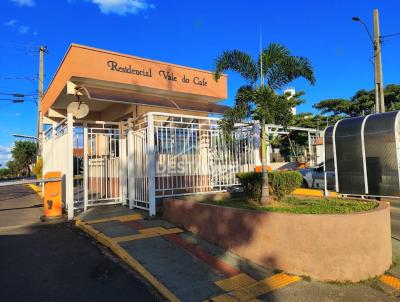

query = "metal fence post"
[[83, 124, 88, 211], [66, 113, 74, 220], [147, 113, 156, 216], [127, 129, 134, 209], [120, 126, 127, 206]]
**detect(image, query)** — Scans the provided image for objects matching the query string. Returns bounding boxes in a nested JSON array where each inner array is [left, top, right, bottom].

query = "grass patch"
[[202, 197, 378, 214]]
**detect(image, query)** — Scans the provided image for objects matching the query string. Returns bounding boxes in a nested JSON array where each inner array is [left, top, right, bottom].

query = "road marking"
[[139, 226, 170, 234], [212, 273, 301, 301], [110, 242, 181, 302], [380, 274, 400, 290], [114, 232, 161, 242], [83, 213, 143, 224], [75, 220, 181, 302], [26, 184, 41, 193], [292, 188, 338, 197], [215, 273, 257, 292]]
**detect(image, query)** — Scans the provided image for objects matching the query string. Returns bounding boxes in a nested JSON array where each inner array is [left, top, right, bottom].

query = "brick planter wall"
[[163, 198, 392, 282]]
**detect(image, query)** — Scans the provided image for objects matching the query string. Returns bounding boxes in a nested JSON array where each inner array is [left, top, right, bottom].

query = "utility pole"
[[37, 46, 47, 157], [373, 9, 385, 113]]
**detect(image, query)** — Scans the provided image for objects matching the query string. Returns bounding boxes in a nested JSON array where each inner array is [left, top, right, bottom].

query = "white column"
[[66, 113, 74, 220], [253, 123, 261, 167], [83, 124, 88, 211], [51, 123, 57, 173], [308, 132, 313, 166], [147, 114, 156, 216]]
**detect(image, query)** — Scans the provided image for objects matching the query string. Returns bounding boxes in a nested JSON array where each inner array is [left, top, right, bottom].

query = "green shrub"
[[236, 171, 303, 201]]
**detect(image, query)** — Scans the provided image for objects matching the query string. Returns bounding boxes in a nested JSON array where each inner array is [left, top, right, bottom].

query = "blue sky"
[[0, 0, 400, 165]]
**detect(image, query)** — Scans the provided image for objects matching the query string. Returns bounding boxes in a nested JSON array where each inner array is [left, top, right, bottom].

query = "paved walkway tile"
[[180, 233, 274, 280], [257, 280, 397, 302], [121, 236, 225, 302], [389, 238, 400, 279], [78, 205, 135, 221], [76, 205, 400, 302], [137, 219, 177, 229], [91, 220, 139, 237], [380, 274, 400, 290]]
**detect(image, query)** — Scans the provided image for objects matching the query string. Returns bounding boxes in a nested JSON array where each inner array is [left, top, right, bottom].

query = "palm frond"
[[267, 56, 315, 89], [259, 43, 290, 78], [219, 85, 254, 139], [214, 50, 258, 83]]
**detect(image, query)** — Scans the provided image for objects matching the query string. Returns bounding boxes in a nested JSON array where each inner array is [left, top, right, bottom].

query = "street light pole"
[[37, 46, 47, 158], [373, 9, 385, 113], [352, 9, 385, 113]]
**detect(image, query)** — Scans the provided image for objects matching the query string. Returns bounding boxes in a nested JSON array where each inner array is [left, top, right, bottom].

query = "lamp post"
[[352, 10, 385, 113], [12, 134, 39, 141]]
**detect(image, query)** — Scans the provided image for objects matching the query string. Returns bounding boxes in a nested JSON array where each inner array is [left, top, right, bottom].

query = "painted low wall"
[[163, 198, 392, 282]]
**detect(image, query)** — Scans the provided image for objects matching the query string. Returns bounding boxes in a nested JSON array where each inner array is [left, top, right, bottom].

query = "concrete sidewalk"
[[76, 205, 400, 302]]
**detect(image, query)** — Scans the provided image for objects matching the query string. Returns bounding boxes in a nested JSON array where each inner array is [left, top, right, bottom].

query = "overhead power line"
[[381, 32, 400, 39], [0, 75, 38, 82]]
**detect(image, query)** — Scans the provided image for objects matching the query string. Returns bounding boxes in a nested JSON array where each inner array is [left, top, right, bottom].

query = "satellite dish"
[[67, 101, 89, 119]]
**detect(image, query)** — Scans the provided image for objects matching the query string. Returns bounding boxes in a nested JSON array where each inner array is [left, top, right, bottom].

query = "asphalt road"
[[0, 185, 157, 302]]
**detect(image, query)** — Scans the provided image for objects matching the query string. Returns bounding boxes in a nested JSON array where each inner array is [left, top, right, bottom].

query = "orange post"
[[255, 166, 272, 172], [43, 172, 62, 218]]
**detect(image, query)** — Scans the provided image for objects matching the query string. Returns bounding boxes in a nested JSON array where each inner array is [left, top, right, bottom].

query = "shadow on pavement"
[[0, 222, 157, 302]]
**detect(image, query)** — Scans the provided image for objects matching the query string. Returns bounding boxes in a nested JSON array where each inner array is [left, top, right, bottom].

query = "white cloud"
[[3, 112, 21, 117], [18, 25, 29, 34], [9, 0, 35, 7], [4, 19, 17, 26], [0, 145, 12, 165], [3, 20, 35, 36], [86, 0, 155, 15]]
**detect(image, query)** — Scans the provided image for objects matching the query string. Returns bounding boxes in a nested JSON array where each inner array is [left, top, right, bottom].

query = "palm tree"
[[214, 43, 315, 205]]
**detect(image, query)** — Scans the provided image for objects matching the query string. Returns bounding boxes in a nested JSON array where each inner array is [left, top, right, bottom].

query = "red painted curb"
[[164, 233, 240, 278]]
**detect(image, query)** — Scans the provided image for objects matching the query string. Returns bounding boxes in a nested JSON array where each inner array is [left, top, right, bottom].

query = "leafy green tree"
[[385, 84, 400, 111], [313, 99, 353, 116], [6, 160, 20, 178], [214, 43, 315, 204], [11, 141, 37, 177], [0, 168, 10, 179], [313, 84, 400, 117], [279, 113, 342, 159]]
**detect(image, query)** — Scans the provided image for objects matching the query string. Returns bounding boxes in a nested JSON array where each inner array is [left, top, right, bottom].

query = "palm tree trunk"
[[260, 120, 272, 205]]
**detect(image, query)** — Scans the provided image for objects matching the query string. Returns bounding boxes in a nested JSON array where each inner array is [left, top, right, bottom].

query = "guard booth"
[[324, 111, 400, 197], [41, 44, 257, 220]]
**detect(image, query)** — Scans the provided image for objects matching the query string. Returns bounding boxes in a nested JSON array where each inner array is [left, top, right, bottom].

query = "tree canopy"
[[313, 84, 400, 117], [1, 141, 37, 179]]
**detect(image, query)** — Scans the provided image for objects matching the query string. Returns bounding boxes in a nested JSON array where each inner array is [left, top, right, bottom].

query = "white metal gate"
[[85, 125, 122, 207], [126, 112, 256, 215], [127, 125, 150, 211]]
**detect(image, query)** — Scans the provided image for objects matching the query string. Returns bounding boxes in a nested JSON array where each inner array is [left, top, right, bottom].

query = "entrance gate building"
[[40, 44, 318, 219], [43, 112, 256, 219]]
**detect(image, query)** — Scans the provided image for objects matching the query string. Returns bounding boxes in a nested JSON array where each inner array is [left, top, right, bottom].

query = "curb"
[[292, 188, 338, 197], [26, 183, 42, 197], [75, 219, 181, 302]]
